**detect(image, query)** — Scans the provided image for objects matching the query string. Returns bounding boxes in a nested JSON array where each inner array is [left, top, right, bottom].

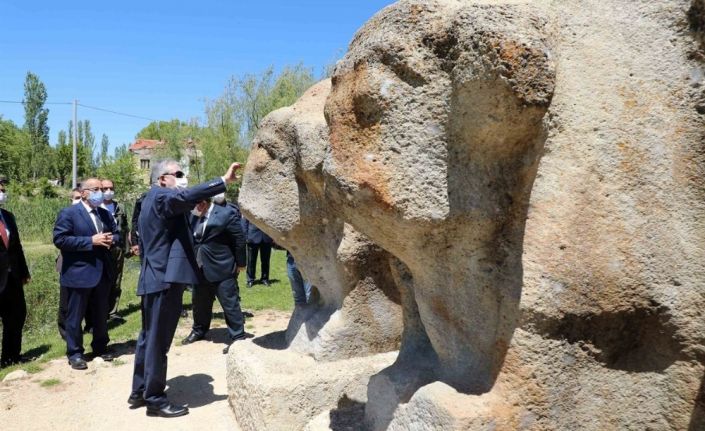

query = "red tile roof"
[[129, 139, 163, 152]]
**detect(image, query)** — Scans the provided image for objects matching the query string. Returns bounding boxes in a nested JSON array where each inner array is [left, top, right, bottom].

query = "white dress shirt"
[[81, 200, 102, 234]]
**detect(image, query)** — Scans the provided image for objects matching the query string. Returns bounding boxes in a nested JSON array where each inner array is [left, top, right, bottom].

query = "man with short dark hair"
[[0, 180, 31, 368], [182, 197, 248, 354], [53, 178, 120, 370], [101, 178, 129, 321], [128, 159, 241, 418]]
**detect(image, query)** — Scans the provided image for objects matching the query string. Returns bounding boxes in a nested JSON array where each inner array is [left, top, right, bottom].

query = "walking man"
[[128, 159, 241, 418]]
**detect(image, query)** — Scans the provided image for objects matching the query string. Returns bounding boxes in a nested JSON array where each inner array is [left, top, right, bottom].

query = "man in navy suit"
[[241, 217, 273, 287], [53, 178, 120, 370], [0, 179, 31, 368], [181, 197, 248, 354], [128, 159, 241, 418]]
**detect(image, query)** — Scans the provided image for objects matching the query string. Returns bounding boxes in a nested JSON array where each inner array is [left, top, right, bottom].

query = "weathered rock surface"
[[324, 0, 556, 418], [233, 0, 705, 430], [239, 79, 402, 361], [226, 337, 395, 431]]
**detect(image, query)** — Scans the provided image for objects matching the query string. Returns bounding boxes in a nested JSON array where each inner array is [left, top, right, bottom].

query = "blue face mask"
[[88, 191, 103, 207]]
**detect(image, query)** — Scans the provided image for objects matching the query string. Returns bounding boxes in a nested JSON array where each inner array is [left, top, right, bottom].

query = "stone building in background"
[[128, 138, 201, 184]]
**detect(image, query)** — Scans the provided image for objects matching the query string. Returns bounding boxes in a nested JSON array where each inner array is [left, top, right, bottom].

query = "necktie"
[[0, 218, 8, 249], [91, 209, 103, 234], [194, 216, 206, 241]]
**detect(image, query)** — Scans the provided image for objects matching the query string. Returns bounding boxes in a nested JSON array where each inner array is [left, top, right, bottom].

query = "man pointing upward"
[[129, 160, 241, 418]]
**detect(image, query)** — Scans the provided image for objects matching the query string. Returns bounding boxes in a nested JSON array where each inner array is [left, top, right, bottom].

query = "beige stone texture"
[[232, 0, 705, 429]]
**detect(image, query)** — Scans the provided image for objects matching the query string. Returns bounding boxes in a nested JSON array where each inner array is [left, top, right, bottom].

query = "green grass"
[[40, 378, 61, 387], [0, 246, 293, 381]]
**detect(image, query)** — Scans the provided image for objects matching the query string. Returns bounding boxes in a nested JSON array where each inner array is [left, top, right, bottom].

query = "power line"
[[0, 99, 158, 121], [78, 103, 158, 122]]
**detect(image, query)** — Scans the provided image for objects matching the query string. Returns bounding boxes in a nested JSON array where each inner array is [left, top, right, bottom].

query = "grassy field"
[[0, 242, 293, 380]]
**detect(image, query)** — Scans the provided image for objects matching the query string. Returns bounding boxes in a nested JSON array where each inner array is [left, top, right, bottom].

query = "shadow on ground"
[[166, 373, 227, 408]]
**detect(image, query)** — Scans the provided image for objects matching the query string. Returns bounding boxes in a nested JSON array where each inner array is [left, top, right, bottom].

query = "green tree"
[[97, 144, 144, 201], [55, 130, 72, 186], [235, 64, 315, 146], [23, 71, 50, 179], [0, 117, 31, 181], [99, 133, 109, 167]]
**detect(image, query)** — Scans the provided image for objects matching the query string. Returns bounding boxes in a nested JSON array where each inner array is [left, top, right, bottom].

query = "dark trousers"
[[65, 279, 110, 360], [246, 242, 271, 283], [107, 246, 125, 316], [131, 284, 185, 407], [0, 275, 26, 366], [192, 277, 244, 340]]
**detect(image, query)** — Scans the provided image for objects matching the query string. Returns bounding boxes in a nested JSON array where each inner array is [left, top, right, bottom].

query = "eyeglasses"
[[162, 171, 185, 179]]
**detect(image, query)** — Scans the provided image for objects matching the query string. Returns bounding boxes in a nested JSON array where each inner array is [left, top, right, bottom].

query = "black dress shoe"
[[68, 357, 88, 370], [261, 279, 271, 286], [182, 332, 204, 345], [246, 281, 254, 288], [146, 403, 189, 418], [224, 332, 254, 353], [127, 392, 146, 409], [108, 313, 126, 324], [98, 352, 115, 362], [180, 309, 188, 318]]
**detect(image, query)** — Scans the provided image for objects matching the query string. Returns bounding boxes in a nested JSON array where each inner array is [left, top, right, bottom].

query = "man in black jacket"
[[241, 216, 273, 287], [0, 180, 31, 368], [101, 178, 129, 321], [182, 197, 248, 353]]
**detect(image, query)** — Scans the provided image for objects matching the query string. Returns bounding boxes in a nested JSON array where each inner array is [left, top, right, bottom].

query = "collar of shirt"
[[81, 200, 101, 232]]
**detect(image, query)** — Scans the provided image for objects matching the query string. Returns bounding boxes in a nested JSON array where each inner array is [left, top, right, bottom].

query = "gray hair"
[[150, 159, 179, 185]]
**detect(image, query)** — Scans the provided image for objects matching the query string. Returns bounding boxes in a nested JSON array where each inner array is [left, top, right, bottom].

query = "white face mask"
[[72, 198, 81, 205], [0, 192, 6, 205], [213, 192, 225, 204], [175, 177, 188, 189], [191, 207, 203, 217], [103, 190, 115, 201]]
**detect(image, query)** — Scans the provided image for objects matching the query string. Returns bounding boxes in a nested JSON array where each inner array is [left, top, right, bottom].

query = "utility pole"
[[72, 99, 78, 189]]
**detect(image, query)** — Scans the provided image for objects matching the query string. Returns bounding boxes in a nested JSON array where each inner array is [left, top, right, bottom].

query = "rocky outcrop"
[[232, 0, 705, 430], [238, 80, 402, 361]]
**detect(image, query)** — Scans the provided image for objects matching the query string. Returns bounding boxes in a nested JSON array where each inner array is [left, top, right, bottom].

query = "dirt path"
[[0, 310, 291, 431]]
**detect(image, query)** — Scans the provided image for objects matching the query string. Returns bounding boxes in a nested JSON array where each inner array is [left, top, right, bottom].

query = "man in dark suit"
[[241, 216, 273, 287], [53, 177, 120, 370], [0, 180, 31, 368], [57, 187, 83, 341], [101, 178, 129, 322], [182, 197, 248, 354], [128, 159, 241, 418]]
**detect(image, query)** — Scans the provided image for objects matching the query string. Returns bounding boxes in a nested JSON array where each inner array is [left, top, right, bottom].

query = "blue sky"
[[0, 0, 394, 152]]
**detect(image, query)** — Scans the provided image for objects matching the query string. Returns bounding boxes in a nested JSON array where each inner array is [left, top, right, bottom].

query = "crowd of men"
[[0, 158, 312, 418]]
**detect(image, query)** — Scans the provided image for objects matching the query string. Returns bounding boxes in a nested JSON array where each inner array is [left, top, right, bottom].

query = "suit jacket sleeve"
[[53, 208, 93, 252], [7, 212, 29, 280], [130, 194, 144, 246], [225, 211, 247, 268], [156, 178, 227, 218], [241, 217, 250, 243], [102, 208, 121, 246]]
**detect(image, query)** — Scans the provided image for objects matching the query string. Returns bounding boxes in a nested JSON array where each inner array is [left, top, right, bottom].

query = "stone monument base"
[[226, 332, 396, 431]]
